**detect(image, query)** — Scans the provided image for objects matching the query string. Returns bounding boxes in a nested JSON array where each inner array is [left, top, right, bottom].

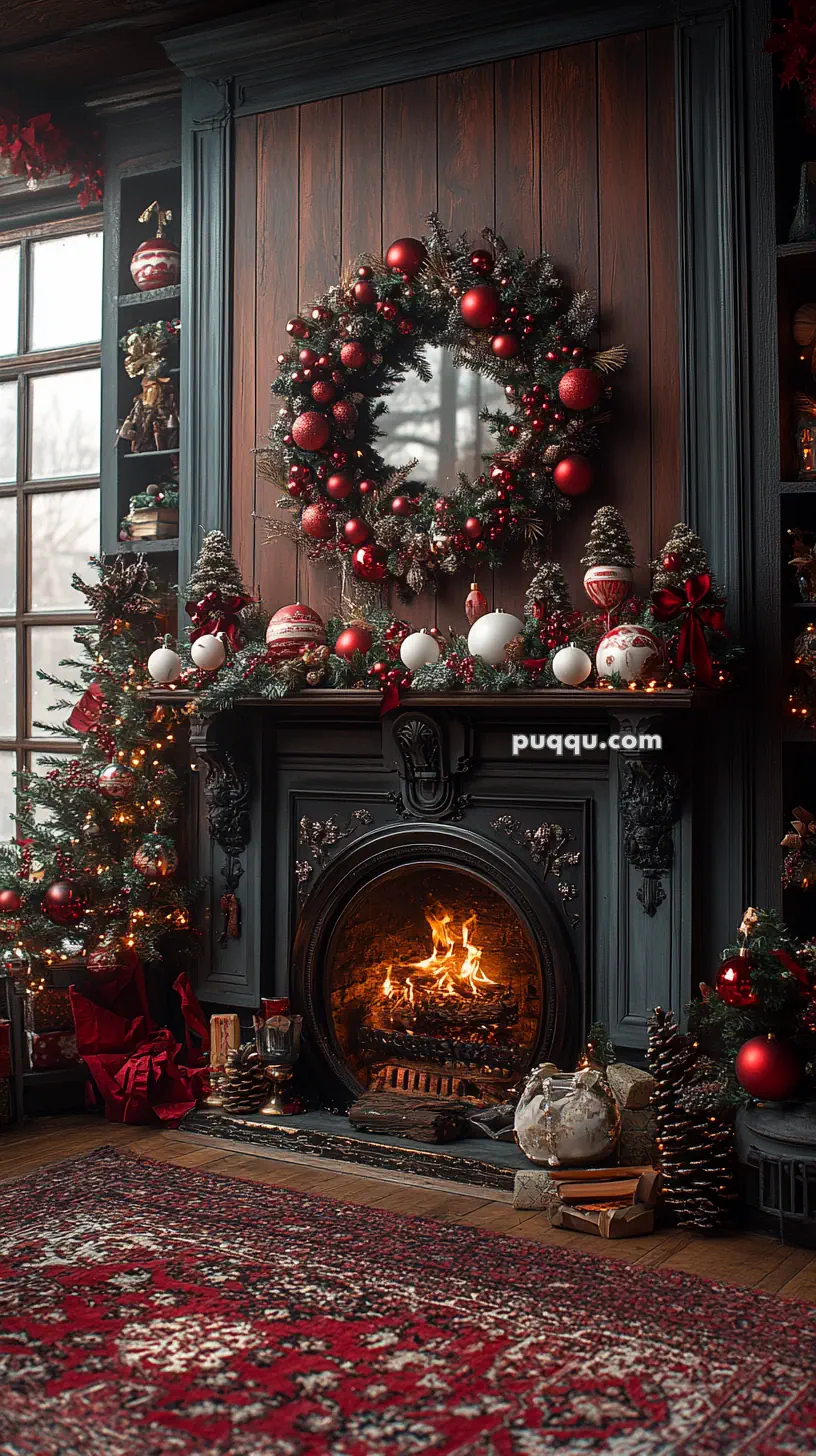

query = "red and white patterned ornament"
[[595, 624, 663, 683], [130, 203, 180, 292], [98, 763, 136, 801], [583, 564, 634, 612], [265, 603, 326, 661]]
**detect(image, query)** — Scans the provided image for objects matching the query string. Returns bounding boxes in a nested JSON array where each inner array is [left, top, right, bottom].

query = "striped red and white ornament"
[[265, 603, 326, 661], [130, 238, 180, 291]]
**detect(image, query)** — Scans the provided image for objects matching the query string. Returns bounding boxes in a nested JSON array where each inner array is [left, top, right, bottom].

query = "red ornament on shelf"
[[326, 473, 354, 501], [465, 582, 489, 627], [129, 203, 180, 292], [300, 502, 334, 540], [334, 623, 373, 659], [42, 881, 86, 926], [557, 367, 603, 411], [339, 341, 369, 369], [469, 249, 494, 275], [291, 411, 330, 452], [490, 333, 520, 359], [385, 237, 427, 277], [265, 603, 326, 660], [735, 1035, 803, 1102], [351, 543, 388, 582], [553, 454, 593, 496], [715, 952, 757, 1008], [460, 286, 500, 329], [343, 517, 372, 547]]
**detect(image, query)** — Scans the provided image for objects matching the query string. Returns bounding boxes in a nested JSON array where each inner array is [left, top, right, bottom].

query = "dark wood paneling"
[[231, 114, 258, 591], [235, 30, 680, 627]]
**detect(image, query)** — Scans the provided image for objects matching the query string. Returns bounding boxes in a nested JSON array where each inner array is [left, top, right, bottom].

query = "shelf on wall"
[[117, 283, 181, 309], [777, 239, 816, 258], [113, 537, 179, 554], [785, 600, 816, 612], [118, 448, 180, 463], [780, 480, 816, 493]]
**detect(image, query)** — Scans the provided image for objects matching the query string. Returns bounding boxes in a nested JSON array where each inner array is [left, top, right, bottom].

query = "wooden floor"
[[3, 1113, 816, 1303]]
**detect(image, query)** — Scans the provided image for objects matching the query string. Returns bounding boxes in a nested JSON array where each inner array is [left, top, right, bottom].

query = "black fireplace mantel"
[[179, 684, 733, 1061]]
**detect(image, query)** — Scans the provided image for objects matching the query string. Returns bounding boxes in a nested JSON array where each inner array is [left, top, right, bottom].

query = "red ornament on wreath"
[[353, 279, 377, 305], [265, 603, 326, 660], [460, 286, 500, 329], [343, 517, 372, 547], [0, 888, 21, 914], [98, 763, 136, 801], [335, 623, 373, 659], [326, 473, 354, 501], [716, 952, 758, 1008], [310, 380, 336, 405], [464, 517, 482, 540], [558, 367, 603, 411], [352, 543, 388, 582], [554, 454, 593, 496], [291, 411, 330, 452], [490, 333, 520, 359], [300, 502, 334, 540], [332, 400, 358, 430], [469, 249, 494, 275], [339, 341, 368, 369], [385, 237, 426, 277], [735, 1035, 802, 1101], [43, 881, 86, 926]]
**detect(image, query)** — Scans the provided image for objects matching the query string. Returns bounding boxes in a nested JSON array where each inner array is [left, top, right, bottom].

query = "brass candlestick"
[[255, 1014, 302, 1116], [204, 1061, 226, 1107]]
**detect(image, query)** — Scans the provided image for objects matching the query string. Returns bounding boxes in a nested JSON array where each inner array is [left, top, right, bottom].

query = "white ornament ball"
[[147, 643, 182, 684], [551, 644, 592, 686], [190, 633, 227, 671], [399, 629, 441, 670], [467, 609, 524, 666], [583, 564, 634, 612], [595, 624, 663, 683]]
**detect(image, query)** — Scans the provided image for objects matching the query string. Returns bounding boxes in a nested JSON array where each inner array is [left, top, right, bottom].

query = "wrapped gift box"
[[0, 1020, 9, 1078], [26, 1030, 80, 1071], [24, 987, 74, 1035]]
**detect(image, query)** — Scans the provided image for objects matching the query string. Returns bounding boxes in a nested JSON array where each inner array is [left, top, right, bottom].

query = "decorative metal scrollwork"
[[490, 815, 581, 926], [390, 712, 470, 820], [198, 746, 252, 946], [296, 808, 373, 899], [619, 759, 681, 916]]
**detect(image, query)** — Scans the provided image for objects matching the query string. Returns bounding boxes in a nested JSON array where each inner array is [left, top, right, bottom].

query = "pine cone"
[[221, 1043, 267, 1114]]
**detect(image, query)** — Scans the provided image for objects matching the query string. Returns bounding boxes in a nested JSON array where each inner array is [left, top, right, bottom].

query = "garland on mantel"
[[0, 97, 103, 208]]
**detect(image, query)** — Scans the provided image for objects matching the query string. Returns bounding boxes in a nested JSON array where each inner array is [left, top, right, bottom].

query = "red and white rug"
[[0, 1147, 814, 1454]]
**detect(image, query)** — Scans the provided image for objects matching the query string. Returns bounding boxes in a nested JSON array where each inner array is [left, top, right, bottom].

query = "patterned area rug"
[[1, 1148, 814, 1455]]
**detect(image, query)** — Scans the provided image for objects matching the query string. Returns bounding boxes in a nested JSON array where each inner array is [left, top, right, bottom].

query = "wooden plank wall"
[[231, 28, 679, 629]]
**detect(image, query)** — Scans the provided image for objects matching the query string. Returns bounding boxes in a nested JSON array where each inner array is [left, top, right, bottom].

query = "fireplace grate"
[[358, 1024, 522, 1075], [370, 1063, 471, 1099]]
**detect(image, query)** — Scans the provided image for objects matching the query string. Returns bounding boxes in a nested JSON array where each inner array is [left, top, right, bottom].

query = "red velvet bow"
[[651, 573, 725, 686], [185, 590, 247, 647]]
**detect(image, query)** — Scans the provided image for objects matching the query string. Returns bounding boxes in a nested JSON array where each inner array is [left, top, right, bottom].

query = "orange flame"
[[380, 905, 494, 1007]]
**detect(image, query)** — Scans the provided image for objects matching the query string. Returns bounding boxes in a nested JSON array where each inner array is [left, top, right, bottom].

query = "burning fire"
[[381, 906, 495, 1009]]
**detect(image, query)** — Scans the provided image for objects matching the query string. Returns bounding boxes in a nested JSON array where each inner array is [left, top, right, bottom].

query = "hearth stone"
[[180, 1106, 530, 1190]]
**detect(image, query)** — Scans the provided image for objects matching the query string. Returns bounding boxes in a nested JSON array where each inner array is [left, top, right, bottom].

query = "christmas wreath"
[[258, 215, 626, 598]]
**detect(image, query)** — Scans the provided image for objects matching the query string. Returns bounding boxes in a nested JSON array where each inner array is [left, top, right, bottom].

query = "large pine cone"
[[221, 1042, 267, 1114]]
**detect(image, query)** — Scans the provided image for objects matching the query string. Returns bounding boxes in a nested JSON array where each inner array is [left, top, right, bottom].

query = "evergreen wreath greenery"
[[258, 214, 626, 599]]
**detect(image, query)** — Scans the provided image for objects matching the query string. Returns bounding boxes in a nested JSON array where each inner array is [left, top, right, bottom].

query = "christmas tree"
[[185, 530, 249, 602], [651, 522, 715, 593], [580, 506, 635, 569], [524, 562, 572, 616], [0, 556, 197, 976]]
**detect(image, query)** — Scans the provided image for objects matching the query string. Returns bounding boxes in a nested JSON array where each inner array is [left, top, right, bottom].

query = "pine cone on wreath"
[[221, 1043, 267, 1114]]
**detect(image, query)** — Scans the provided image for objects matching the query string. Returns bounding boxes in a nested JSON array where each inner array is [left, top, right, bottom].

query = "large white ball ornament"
[[147, 640, 182, 684], [190, 633, 227, 671], [399, 629, 441, 670], [467, 609, 524, 665], [552, 644, 592, 686], [595, 624, 663, 683]]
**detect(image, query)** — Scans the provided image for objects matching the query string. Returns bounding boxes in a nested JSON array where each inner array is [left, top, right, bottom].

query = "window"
[[0, 218, 102, 840]]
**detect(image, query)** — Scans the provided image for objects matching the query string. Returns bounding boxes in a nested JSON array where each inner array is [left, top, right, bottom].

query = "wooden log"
[[348, 1093, 471, 1143]]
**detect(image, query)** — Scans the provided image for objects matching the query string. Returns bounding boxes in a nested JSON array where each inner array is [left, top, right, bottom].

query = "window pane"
[[30, 232, 103, 352], [29, 369, 100, 480], [30, 488, 99, 611], [29, 624, 75, 738], [0, 247, 20, 357], [0, 381, 17, 483], [0, 497, 17, 615], [0, 751, 16, 841], [0, 629, 15, 737]]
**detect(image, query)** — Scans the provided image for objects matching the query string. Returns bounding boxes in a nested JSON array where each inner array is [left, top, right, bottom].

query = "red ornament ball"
[[339, 340, 369, 369], [353, 279, 377, 305], [310, 380, 336, 405], [43, 881, 86, 926], [300, 502, 334, 540], [662, 552, 680, 572], [469, 249, 494, 275], [460, 286, 500, 329], [0, 888, 21, 914], [343, 517, 372, 547], [358, 479, 377, 496], [98, 763, 136, 801], [291, 410, 330, 452], [385, 237, 427, 277], [735, 1035, 803, 1101], [286, 317, 309, 339], [716, 953, 757, 1008], [351, 543, 388, 582], [490, 332, 520, 359], [326, 472, 354, 501], [299, 348, 318, 367], [557, 367, 603, 411], [464, 517, 483, 540], [553, 454, 593, 496], [265, 603, 326, 660], [335, 624, 373, 659], [332, 400, 358, 430], [390, 496, 417, 517]]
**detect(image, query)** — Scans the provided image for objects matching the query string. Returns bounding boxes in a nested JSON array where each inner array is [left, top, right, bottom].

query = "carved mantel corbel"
[[192, 717, 252, 946], [611, 711, 681, 917], [384, 710, 472, 821]]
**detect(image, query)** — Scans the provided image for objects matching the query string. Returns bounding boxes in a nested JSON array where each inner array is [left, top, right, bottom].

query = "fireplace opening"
[[324, 864, 544, 1102]]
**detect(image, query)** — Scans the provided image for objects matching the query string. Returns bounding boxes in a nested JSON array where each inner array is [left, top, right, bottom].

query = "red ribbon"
[[67, 681, 105, 733], [185, 590, 247, 647], [651, 573, 725, 686]]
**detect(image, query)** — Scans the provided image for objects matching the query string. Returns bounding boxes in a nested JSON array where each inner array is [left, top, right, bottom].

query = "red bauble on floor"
[[735, 1035, 803, 1101]]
